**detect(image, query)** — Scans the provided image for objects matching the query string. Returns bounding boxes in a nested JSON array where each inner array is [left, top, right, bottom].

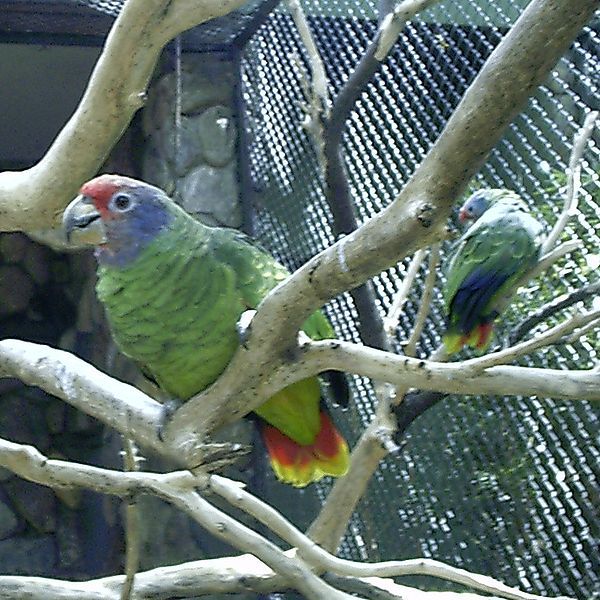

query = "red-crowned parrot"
[[443, 188, 544, 354], [62, 174, 349, 487]]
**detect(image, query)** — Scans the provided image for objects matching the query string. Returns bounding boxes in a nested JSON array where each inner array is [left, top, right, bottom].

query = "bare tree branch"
[[0, 0, 248, 232], [0, 438, 356, 600], [463, 309, 600, 372], [509, 280, 600, 345], [120, 438, 141, 600], [541, 110, 598, 254], [0, 340, 165, 452], [383, 248, 427, 338], [0, 439, 572, 600], [404, 244, 441, 357]]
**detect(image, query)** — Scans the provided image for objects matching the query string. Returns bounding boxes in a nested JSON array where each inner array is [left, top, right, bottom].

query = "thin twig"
[[376, 0, 440, 60], [288, 0, 330, 168], [508, 280, 600, 345], [120, 438, 141, 600], [383, 248, 427, 337], [493, 240, 583, 317], [542, 110, 598, 253], [462, 308, 600, 372], [404, 244, 440, 357], [565, 317, 600, 344]]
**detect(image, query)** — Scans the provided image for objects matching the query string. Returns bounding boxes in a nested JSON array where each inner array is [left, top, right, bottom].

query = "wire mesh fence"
[[240, 1, 599, 597]]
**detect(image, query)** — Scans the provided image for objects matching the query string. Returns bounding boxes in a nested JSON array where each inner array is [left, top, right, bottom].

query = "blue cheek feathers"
[[97, 205, 172, 267]]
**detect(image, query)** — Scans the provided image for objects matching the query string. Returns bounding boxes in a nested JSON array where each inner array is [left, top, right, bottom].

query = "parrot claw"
[[157, 398, 183, 442], [236, 309, 257, 348]]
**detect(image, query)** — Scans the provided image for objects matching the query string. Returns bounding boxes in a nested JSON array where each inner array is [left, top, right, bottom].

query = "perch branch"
[[462, 308, 600, 372], [542, 110, 598, 253], [1, 329, 598, 469], [508, 280, 600, 344], [0, 0, 247, 232]]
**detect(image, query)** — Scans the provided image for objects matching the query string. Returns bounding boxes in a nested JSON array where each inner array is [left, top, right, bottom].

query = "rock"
[[0, 467, 13, 482], [141, 74, 174, 136], [23, 243, 50, 285], [197, 105, 236, 168], [46, 402, 67, 434], [179, 61, 234, 114], [0, 535, 55, 575], [0, 265, 34, 316], [0, 233, 28, 263], [0, 395, 51, 450], [55, 503, 82, 570], [179, 164, 241, 228], [4, 479, 57, 533], [142, 146, 175, 195], [170, 115, 205, 176], [0, 499, 19, 539]]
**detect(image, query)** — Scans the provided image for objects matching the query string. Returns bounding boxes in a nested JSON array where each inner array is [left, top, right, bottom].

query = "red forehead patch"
[[80, 174, 141, 214]]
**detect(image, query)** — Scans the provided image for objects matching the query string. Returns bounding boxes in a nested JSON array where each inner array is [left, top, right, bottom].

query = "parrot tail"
[[260, 411, 349, 488], [443, 322, 494, 354]]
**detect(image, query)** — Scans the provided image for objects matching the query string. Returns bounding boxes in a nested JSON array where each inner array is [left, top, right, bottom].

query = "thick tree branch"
[[0, 0, 247, 232]]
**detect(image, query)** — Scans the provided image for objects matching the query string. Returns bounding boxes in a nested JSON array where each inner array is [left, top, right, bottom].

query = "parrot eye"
[[111, 193, 133, 212]]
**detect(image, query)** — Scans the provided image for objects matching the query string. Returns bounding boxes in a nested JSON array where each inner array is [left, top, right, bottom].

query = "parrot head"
[[63, 175, 172, 266], [458, 190, 492, 223], [458, 188, 524, 224]]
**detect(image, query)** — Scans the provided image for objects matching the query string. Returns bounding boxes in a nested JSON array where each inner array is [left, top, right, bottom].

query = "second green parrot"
[[443, 188, 544, 354], [63, 174, 349, 487]]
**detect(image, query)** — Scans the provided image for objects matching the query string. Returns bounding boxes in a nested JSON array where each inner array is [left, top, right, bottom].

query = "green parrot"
[[443, 188, 544, 354], [63, 174, 349, 487]]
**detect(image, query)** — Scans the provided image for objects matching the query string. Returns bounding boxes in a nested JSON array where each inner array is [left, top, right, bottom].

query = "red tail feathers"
[[443, 322, 494, 354], [260, 411, 349, 487]]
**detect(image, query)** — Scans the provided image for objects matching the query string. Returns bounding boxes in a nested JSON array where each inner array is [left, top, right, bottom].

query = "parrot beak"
[[458, 208, 469, 223], [63, 194, 106, 246]]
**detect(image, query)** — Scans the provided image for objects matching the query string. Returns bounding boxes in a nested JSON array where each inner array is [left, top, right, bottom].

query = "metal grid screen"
[[240, 1, 599, 597]]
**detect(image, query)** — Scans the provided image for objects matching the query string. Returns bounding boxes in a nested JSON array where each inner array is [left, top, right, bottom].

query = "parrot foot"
[[236, 309, 257, 348], [157, 398, 183, 442]]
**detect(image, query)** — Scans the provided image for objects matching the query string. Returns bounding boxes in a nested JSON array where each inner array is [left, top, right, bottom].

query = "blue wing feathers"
[[450, 267, 511, 333]]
